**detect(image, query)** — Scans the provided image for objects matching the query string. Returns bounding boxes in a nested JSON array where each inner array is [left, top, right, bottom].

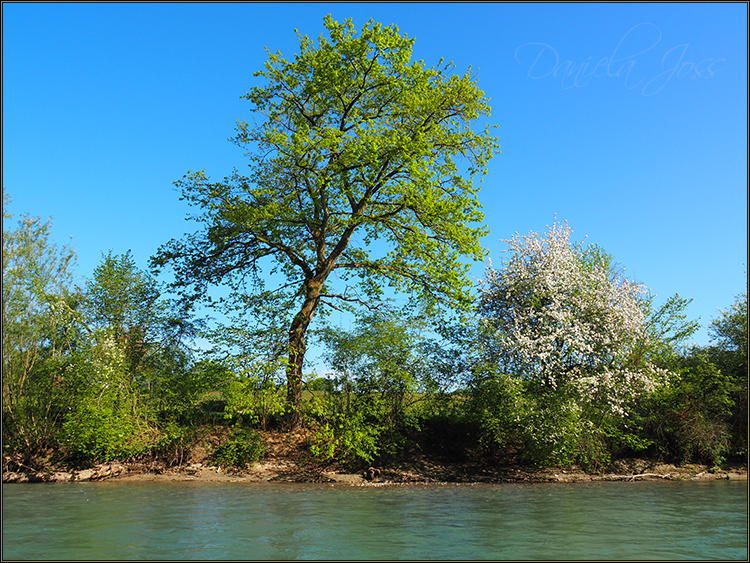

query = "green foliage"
[[84, 250, 208, 426], [145, 352, 225, 424], [707, 290, 748, 456], [307, 376, 335, 393], [151, 15, 500, 419], [2, 190, 82, 458], [516, 391, 582, 468], [322, 313, 415, 404], [632, 291, 745, 465], [645, 294, 702, 353], [85, 250, 200, 378], [62, 400, 156, 463], [469, 367, 526, 456], [209, 428, 265, 468], [710, 290, 748, 359], [222, 376, 287, 430], [307, 397, 382, 465], [642, 352, 734, 465], [599, 418, 654, 457], [469, 366, 642, 470], [152, 421, 192, 461], [86, 250, 159, 372], [314, 308, 436, 463], [61, 336, 158, 462], [1, 355, 85, 461]]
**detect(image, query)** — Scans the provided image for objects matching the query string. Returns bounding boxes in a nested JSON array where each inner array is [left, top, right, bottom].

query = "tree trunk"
[[283, 225, 355, 428], [285, 280, 321, 428]]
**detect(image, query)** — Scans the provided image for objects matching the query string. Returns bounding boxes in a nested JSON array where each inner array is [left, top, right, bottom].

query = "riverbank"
[[3, 428, 747, 485], [3, 458, 746, 485]]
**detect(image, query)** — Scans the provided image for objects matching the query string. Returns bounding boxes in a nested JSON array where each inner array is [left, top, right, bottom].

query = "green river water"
[[2, 480, 747, 560]]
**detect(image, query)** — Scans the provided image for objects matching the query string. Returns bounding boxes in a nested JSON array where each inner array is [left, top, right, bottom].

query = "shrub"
[[210, 428, 265, 468], [470, 368, 525, 457], [62, 401, 157, 462], [222, 377, 286, 430], [642, 353, 734, 465]]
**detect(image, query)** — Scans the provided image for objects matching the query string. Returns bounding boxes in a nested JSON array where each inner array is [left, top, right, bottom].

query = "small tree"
[[641, 351, 734, 465], [61, 334, 159, 463], [84, 250, 204, 424], [151, 16, 500, 426], [321, 309, 427, 421], [85, 250, 160, 378], [310, 308, 430, 463], [2, 189, 81, 457], [709, 290, 748, 374]]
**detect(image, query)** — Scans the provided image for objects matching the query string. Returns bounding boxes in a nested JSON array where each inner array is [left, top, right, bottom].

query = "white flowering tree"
[[478, 221, 671, 417], [475, 221, 687, 466]]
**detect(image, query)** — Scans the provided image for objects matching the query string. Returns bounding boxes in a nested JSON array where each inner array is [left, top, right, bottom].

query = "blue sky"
[[3, 2, 747, 355]]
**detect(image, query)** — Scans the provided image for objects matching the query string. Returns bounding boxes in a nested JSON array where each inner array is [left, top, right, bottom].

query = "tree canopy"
[[151, 16, 500, 423]]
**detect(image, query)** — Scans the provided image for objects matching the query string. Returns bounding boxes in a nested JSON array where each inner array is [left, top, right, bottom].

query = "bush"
[[210, 428, 265, 468], [306, 393, 383, 466], [60, 335, 160, 463], [309, 417, 382, 466], [516, 393, 581, 468], [600, 418, 654, 459], [642, 353, 734, 466], [470, 368, 525, 457], [222, 377, 286, 430], [62, 401, 157, 462], [470, 371, 617, 470]]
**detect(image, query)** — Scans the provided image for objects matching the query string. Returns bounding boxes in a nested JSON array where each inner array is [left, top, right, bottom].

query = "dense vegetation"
[[3, 189, 745, 473], [3, 17, 746, 475]]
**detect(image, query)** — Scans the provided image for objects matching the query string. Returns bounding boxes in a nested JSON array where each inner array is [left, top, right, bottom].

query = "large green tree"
[[152, 16, 500, 424]]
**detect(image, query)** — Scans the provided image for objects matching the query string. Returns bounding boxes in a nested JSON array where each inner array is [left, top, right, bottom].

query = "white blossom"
[[478, 220, 664, 417]]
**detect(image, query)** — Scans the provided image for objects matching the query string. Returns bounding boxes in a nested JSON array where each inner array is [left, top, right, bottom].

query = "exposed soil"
[[3, 427, 747, 485]]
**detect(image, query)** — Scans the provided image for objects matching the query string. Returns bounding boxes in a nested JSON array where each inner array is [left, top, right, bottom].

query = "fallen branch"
[[606, 473, 672, 481], [629, 472, 671, 481]]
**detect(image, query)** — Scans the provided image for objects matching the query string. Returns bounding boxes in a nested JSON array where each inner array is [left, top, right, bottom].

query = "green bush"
[[222, 377, 286, 430], [210, 428, 265, 468], [308, 411, 383, 466], [642, 353, 734, 465], [59, 335, 160, 463], [470, 370, 618, 470], [600, 419, 654, 458], [470, 368, 525, 456], [516, 394, 580, 468], [62, 401, 157, 462]]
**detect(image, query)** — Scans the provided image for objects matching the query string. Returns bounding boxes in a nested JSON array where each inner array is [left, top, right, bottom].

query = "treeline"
[[3, 191, 225, 469], [3, 193, 746, 473]]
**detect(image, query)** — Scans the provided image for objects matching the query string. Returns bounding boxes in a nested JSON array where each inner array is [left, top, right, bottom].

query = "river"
[[3, 480, 747, 560]]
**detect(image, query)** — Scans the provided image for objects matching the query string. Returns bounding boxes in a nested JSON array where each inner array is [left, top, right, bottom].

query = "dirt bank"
[[3, 428, 747, 485]]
